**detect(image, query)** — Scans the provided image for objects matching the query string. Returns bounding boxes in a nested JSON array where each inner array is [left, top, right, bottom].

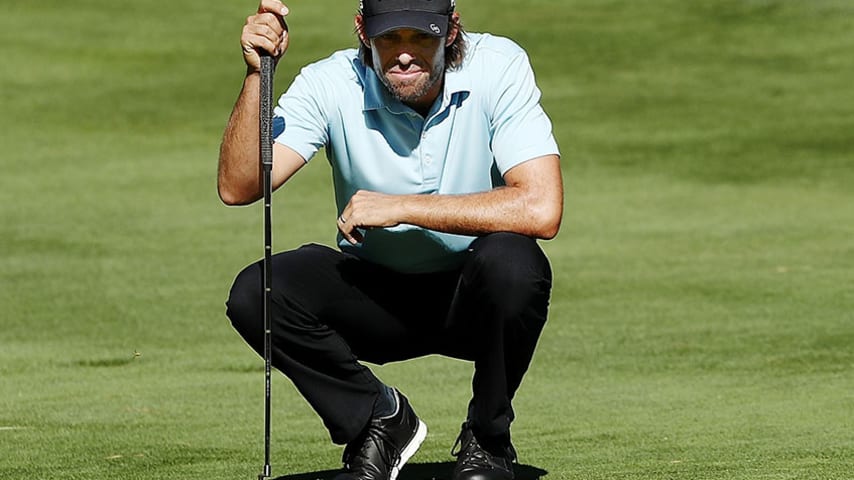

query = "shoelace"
[[344, 424, 401, 471], [450, 421, 470, 457], [451, 426, 494, 469], [450, 429, 465, 457]]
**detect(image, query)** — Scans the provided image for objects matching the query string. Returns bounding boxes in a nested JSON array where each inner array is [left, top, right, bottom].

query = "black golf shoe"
[[339, 389, 427, 480], [451, 422, 516, 480]]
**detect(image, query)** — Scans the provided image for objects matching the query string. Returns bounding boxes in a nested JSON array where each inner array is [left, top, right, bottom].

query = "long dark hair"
[[358, 16, 467, 71]]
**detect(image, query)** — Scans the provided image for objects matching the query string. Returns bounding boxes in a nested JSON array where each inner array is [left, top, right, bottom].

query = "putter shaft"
[[259, 52, 275, 480]]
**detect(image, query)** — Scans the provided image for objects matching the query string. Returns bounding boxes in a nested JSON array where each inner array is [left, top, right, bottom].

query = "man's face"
[[369, 28, 446, 105]]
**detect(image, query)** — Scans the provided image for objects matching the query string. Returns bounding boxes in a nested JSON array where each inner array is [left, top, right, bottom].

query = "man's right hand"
[[241, 0, 290, 73]]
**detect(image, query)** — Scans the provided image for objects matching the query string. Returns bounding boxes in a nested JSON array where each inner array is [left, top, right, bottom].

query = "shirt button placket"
[[421, 127, 439, 189], [422, 129, 431, 165]]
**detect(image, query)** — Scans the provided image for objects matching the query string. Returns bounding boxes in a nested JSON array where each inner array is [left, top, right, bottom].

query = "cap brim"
[[364, 11, 448, 38]]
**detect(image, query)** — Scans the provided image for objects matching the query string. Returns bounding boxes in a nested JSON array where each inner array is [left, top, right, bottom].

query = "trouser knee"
[[225, 261, 265, 351], [466, 232, 553, 326]]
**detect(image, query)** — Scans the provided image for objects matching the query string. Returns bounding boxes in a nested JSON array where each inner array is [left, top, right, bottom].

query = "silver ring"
[[338, 215, 347, 223]]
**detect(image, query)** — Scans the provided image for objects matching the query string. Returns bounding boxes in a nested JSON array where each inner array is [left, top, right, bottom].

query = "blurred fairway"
[[1, 0, 852, 479]]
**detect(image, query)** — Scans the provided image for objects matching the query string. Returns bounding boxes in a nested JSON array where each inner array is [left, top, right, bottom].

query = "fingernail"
[[281, 7, 289, 15]]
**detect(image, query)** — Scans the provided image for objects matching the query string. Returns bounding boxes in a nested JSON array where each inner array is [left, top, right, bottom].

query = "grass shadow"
[[272, 461, 548, 480], [74, 357, 138, 368]]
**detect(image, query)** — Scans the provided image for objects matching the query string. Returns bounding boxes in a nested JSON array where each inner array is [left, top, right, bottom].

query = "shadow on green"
[[273, 462, 548, 480]]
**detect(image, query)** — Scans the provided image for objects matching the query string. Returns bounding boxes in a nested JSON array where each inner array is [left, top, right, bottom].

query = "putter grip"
[[259, 54, 274, 169]]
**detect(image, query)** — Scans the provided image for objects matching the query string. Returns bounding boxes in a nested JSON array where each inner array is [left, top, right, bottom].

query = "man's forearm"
[[399, 187, 561, 239], [218, 73, 263, 205], [338, 155, 564, 243]]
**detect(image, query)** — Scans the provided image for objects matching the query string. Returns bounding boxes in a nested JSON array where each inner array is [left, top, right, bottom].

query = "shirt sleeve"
[[272, 66, 330, 163], [488, 49, 560, 175]]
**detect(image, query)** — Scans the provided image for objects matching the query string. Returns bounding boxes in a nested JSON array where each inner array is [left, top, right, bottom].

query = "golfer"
[[219, 1, 563, 479]]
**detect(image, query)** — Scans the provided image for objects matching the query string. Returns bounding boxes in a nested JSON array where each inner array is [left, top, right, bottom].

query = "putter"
[[258, 52, 275, 480]]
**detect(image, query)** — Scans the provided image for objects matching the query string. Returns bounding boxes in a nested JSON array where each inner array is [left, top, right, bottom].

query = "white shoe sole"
[[389, 419, 427, 480]]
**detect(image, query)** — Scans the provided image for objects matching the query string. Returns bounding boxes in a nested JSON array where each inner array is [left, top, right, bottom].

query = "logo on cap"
[[430, 23, 441, 34]]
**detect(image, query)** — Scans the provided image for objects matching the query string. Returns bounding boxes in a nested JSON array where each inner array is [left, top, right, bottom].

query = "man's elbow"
[[218, 190, 241, 206], [218, 182, 257, 206], [530, 202, 563, 240], [534, 216, 561, 240]]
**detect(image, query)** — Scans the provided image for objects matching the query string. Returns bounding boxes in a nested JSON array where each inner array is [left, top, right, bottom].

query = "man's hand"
[[337, 190, 403, 244], [242, 0, 290, 72]]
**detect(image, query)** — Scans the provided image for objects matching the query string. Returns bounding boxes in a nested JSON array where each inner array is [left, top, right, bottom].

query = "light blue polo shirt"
[[273, 32, 559, 273]]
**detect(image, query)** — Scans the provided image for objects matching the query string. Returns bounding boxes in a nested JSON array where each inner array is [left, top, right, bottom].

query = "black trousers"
[[226, 232, 552, 446]]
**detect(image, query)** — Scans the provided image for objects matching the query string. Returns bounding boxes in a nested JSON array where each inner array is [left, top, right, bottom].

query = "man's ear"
[[445, 12, 461, 47], [355, 15, 370, 47]]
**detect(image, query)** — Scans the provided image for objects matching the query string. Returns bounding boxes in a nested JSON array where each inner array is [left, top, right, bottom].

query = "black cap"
[[361, 0, 455, 38]]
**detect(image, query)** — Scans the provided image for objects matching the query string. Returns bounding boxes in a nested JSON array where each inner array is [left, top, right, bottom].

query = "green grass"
[[1, 0, 853, 479]]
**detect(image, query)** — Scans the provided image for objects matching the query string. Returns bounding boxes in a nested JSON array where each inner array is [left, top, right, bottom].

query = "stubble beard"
[[373, 46, 445, 104]]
